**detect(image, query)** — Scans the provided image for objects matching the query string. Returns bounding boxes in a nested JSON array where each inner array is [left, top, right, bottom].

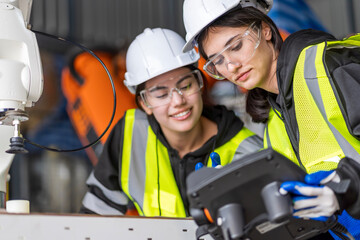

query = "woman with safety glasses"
[[80, 28, 262, 217], [182, 0, 360, 239]]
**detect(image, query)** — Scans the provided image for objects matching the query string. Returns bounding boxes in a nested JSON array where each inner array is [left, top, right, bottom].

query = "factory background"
[[8, 0, 360, 214], [30, 0, 360, 51]]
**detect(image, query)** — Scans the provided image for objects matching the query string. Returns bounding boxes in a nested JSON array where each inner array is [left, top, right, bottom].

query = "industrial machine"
[[0, 213, 213, 240], [0, 0, 43, 208]]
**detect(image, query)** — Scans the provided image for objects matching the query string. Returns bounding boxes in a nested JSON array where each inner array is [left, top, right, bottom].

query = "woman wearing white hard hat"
[[80, 28, 262, 217], [182, 0, 360, 238]]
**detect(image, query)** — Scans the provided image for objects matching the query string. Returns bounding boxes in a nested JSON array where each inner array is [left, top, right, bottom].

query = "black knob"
[[6, 136, 28, 154]]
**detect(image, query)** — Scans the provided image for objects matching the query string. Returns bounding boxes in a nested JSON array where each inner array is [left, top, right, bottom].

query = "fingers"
[[292, 194, 337, 211], [280, 172, 341, 222], [210, 152, 221, 167], [294, 212, 330, 222], [293, 205, 335, 218], [280, 181, 324, 196], [289, 186, 339, 221], [304, 170, 335, 185], [280, 181, 307, 195], [195, 162, 204, 171]]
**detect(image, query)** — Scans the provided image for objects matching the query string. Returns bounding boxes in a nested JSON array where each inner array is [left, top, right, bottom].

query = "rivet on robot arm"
[[0, 0, 43, 208]]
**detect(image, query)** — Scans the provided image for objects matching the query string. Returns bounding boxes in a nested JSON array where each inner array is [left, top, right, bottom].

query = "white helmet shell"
[[124, 28, 200, 94], [182, 0, 273, 52]]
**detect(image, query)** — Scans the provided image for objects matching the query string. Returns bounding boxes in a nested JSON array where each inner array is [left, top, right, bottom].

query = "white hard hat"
[[182, 0, 273, 52], [124, 28, 200, 94]]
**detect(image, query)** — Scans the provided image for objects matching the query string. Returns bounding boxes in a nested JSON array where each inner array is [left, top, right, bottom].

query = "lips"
[[235, 69, 251, 83], [170, 108, 192, 120]]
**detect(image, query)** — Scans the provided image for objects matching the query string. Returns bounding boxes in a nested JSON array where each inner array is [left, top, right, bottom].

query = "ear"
[[261, 22, 272, 41], [138, 96, 153, 115]]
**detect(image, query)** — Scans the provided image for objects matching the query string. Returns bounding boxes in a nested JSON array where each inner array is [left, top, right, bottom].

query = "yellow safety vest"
[[264, 108, 299, 166], [121, 109, 261, 217], [266, 34, 360, 173]]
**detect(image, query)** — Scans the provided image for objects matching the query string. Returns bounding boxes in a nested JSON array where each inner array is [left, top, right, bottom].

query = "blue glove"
[[210, 152, 221, 168], [195, 152, 222, 171], [280, 170, 340, 221], [195, 162, 204, 171]]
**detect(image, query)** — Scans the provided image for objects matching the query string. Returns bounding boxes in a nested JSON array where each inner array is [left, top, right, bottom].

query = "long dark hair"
[[197, 6, 283, 123], [135, 65, 212, 111]]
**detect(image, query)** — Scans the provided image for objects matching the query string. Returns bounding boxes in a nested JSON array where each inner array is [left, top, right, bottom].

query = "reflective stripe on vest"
[[121, 109, 184, 217], [207, 127, 262, 167], [293, 34, 360, 173], [264, 108, 299, 167], [121, 109, 261, 217]]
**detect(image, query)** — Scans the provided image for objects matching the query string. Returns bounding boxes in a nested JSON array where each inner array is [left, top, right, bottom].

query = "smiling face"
[[139, 67, 203, 138], [202, 22, 278, 93]]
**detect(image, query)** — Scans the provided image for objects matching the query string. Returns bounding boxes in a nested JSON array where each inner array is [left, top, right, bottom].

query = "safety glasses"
[[203, 22, 261, 80], [140, 70, 203, 108]]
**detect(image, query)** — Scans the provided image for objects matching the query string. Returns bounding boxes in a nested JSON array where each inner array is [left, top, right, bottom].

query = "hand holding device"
[[187, 149, 336, 240], [195, 152, 222, 171], [280, 170, 340, 222]]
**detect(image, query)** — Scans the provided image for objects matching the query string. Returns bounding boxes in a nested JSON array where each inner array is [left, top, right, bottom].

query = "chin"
[[242, 80, 259, 91], [175, 122, 197, 133]]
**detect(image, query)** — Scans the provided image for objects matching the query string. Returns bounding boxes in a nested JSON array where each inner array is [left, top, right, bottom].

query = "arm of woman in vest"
[[321, 41, 360, 218], [280, 44, 360, 221], [80, 118, 132, 215], [326, 39, 360, 141]]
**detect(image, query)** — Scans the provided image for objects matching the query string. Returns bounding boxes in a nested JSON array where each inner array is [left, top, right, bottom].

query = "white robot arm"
[[0, 0, 43, 121], [0, 0, 43, 208]]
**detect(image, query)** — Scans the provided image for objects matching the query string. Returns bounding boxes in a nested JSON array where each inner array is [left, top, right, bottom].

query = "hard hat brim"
[[182, 37, 196, 53]]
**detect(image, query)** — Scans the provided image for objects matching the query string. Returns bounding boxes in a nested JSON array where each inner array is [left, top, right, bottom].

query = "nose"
[[226, 60, 241, 73], [170, 88, 185, 105], [221, 50, 241, 72]]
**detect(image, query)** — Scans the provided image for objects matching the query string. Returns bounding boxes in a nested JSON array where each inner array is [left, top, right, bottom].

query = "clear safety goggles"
[[203, 22, 261, 80], [140, 70, 203, 108]]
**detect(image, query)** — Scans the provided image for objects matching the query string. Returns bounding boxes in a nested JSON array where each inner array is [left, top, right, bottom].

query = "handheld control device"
[[186, 148, 336, 240]]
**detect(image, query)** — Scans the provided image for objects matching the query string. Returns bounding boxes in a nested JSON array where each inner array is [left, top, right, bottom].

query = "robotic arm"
[[0, 0, 42, 125], [0, 0, 43, 208]]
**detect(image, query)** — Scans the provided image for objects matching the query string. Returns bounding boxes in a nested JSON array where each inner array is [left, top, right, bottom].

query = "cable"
[[205, 130, 218, 166], [25, 30, 116, 153], [156, 136, 161, 216], [331, 222, 354, 240]]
